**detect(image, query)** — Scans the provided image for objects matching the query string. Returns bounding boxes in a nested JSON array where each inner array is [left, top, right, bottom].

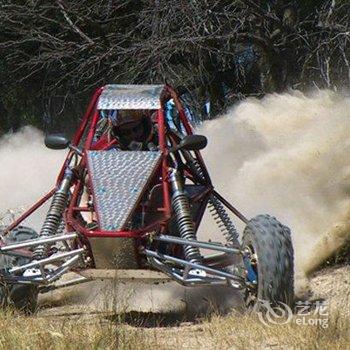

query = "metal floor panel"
[[87, 150, 162, 231]]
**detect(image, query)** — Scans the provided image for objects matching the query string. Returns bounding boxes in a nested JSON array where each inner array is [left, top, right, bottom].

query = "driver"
[[111, 110, 158, 151]]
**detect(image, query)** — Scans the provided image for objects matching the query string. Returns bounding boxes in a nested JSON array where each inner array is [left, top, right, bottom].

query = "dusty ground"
[[37, 277, 245, 319], [0, 265, 346, 350]]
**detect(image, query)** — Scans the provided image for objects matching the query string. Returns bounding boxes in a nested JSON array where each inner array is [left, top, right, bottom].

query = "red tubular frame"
[[167, 86, 212, 183], [72, 87, 103, 147], [157, 108, 171, 216], [64, 89, 172, 238], [5, 84, 246, 243]]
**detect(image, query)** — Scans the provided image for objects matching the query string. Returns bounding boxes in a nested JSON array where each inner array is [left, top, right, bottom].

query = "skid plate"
[[87, 150, 162, 231]]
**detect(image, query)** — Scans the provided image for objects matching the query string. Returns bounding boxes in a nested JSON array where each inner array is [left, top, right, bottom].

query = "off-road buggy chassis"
[[0, 85, 294, 313]]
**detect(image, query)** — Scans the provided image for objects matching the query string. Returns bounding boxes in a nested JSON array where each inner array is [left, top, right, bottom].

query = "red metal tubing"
[[65, 178, 84, 232], [85, 109, 100, 150], [213, 190, 248, 224], [169, 87, 212, 184], [68, 216, 165, 238], [157, 108, 171, 216], [57, 88, 103, 183], [56, 151, 75, 185], [72, 207, 91, 212], [72, 87, 103, 146], [157, 108, 166, 153], [168, 86, 193, 136]]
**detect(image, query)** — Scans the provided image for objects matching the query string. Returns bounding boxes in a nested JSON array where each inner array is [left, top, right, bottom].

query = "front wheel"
[[242, 214, 294, 309]]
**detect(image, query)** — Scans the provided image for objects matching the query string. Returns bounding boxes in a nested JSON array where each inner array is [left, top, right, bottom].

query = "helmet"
[[113, 110, 145, 128], [112, 110, 153, 149]]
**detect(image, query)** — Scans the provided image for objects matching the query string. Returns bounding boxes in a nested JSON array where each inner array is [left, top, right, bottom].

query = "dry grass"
[[0, 266, 349, 350], [0, 307, 348, 350]]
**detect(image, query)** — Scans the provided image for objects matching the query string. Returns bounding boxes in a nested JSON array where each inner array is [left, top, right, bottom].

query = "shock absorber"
[[208, 195, 239, 245], [170, 169, 201, 264], [187, 156, 239, 245], [33, 169, 73, 260]]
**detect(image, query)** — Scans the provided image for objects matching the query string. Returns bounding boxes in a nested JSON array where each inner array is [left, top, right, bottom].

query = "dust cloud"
[[0, 127, 66, 229], [200, 89, 350, 276]]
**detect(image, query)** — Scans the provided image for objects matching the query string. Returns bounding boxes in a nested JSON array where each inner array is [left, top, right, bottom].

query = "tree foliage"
[[0, 0, 349, 132]]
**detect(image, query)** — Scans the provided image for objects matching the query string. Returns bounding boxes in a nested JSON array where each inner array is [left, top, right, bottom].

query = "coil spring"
[[189, 158, 239, 245], [33, 192, 68, 260], [172, 191, 202, 263], [56, 219, 65, 236], [208, 195, 239, 245], [170, 169, 202, 264]]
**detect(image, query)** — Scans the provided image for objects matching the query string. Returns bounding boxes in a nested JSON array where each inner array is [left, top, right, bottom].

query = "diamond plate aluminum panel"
[[87, 150, 162, 231], [97, 84, 164, 110]]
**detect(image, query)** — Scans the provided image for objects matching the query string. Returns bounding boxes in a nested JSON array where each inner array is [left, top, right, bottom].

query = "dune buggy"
[[0, 85, 294, 313]]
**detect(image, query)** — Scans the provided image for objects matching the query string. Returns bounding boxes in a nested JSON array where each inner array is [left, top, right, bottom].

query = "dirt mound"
[[309, 265, 350, 315]]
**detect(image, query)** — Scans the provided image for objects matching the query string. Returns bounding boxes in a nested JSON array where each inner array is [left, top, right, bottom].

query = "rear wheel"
[[242, 215, 294, 309], [0, 226, 39, 313]]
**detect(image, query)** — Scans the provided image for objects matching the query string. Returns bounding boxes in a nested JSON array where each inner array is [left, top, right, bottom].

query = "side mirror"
[[44, 134, 70, 150], [173, 135, 208, 152]]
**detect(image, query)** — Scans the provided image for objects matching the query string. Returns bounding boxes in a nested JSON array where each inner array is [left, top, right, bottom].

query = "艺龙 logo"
[[255, 299, 293, 326], [255, 299, 329, 328]]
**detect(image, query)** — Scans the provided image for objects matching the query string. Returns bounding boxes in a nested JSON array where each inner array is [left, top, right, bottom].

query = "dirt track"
[[37, 265, 350, 320], [38, 277, 245, 320]]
